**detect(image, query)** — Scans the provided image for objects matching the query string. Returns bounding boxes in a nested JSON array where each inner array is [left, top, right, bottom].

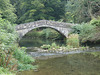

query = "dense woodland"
[[0, 0, 100, 24], [0, 0, 100, 74]]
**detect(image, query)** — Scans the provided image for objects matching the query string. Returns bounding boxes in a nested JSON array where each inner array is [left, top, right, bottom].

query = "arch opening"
[[19, 27, 66, 47]]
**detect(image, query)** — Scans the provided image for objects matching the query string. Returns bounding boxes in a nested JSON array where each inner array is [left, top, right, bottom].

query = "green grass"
[[67, 34, 79, 48]]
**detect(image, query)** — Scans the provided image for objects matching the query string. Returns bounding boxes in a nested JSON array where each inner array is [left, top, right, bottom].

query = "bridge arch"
[[16, 20, 74, 39]]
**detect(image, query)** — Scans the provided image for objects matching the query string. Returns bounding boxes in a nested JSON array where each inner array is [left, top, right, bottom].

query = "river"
[[19, 38, 66, 47], [17, 38, 100, 75]]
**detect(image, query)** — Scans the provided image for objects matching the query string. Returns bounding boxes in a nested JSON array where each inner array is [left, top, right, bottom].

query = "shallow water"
[[17, 52, 100, 75]]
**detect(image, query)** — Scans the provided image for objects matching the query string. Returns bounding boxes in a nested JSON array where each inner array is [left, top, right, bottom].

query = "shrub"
[[90, 18, 100, 27], [13, 47, 36, 71], [0, 18, 17, 45], [72, 23, 96, 43], [0, 67, 15, 75], [67, 34, 79, 48], [0, 32, 17, 45], [17, 62, 37, 71], [41, 43, 60, 50], [0, 44, 36, 72], [0, 18, 16, 33], [0, 48, 18, 71], [51, 42, 57, 48], [41, 44, 50, 49], [0, 17, 36, 73]]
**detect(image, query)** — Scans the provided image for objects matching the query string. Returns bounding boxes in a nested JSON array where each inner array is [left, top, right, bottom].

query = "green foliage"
[[90, 17, 100, 27], [13, 47, 35, 64], [72, 23, 96, 43], [41, 42, 60, 50], [0, 18, 17, 45], [0, 67, 15, 75], [42, 28, 62, 39], [10, 0, 65, 23], [48, 42, 58, 50], [0, 0, 17, 23], [51, 42, 57, 48], [0, 44, 36, 72], [24, 28, 65, 40], [0, 32, 16, 45], [8, 0, 100, 23], [64, 0, 100, 23], [13, 46, 36, 71], [17, 62, 37, 71], [0, 18, 16, 33], [41, 44, 51, 49], [50, 42, 60, 49], [0, 49, 17, 71], [67, 34, 79, 48], [0, 17, 35, 73]]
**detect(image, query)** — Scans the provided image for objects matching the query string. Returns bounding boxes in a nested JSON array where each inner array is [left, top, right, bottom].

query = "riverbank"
[[26, 47, 100, 60]]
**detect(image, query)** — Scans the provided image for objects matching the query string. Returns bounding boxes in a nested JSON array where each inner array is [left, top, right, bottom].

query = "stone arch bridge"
[[16, 20, 75, 39]]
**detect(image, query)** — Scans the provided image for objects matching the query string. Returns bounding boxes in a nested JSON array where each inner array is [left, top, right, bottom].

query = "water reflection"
[[17, 52, 100, 75], [19, 38, 66, 47]]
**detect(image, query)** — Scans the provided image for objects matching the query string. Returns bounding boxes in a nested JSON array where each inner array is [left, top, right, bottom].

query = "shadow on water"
[[17, 52, 100, 75], [82, 41, 100, 47], [19, 38, 66, 47]]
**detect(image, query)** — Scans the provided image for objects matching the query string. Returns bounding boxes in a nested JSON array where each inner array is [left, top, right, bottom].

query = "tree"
[[10, 0, 66, 24], [64, 0, 100, 23], [0, 0, 17, 23]]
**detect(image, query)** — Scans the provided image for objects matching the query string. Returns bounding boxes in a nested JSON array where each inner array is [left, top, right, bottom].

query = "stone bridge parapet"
[[16, 20, 75, 39]]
